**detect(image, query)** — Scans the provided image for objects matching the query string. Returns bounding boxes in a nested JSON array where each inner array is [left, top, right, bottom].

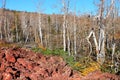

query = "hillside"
[[0, 8, 120, 51]]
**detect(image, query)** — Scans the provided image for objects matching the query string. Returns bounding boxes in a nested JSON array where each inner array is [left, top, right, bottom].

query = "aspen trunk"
[[15, 16, 19, 42], [97, 27, 105, 64], [0, 0, 6, 40], [112, 43, 115, 64], [38, 13, 43, 45], [67, 33, 70, 56], [74, 12, 77, 55], [62, 0, 66, 51]]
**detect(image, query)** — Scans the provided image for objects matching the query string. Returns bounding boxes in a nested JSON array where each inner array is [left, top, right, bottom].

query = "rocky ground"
[[0, 47, 120, 80]]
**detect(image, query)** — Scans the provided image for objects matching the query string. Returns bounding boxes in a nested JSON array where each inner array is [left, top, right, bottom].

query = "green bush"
[[32, 47, 76, 67]]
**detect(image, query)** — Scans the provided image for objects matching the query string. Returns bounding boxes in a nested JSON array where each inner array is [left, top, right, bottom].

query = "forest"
[[0, 0, 120, 80]]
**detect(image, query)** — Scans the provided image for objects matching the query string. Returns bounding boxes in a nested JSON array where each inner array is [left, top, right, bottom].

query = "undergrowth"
[[31, 47, 120, 76]]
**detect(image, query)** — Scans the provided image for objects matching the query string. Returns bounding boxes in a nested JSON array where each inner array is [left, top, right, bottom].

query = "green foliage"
[[32, 47, 76, 68], [31, 47, 119, 75], [64, 55, 75, 66], [100, 64, 115, 73], [32, 47, 43, 53], [32, 48, 67, 56]]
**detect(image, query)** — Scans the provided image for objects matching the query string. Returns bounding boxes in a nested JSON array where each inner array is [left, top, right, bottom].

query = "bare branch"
[[2, 0, 6, 9], [105, 0, 115, 18]]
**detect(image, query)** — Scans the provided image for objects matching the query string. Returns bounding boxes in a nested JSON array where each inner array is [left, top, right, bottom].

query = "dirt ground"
[[0, 47, 120, 80]]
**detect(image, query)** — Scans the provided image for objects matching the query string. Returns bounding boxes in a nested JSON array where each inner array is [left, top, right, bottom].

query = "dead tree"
[[73, 3, 77, 55], [0, 0, 6, 40], [87, 0, 114, 65], [14, 12, 19, 42], [62, 0, 67, 51], [38, 13, 43, 45], [62, 0, 71, 55], [37, 1, 43, 46]]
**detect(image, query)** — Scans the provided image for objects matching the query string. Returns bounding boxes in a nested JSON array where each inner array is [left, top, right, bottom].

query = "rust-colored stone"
[[0, 47, 119, 80], [0, 64, 5, 71], [3, 72, 12, 80], [5, 50, 16, 63]]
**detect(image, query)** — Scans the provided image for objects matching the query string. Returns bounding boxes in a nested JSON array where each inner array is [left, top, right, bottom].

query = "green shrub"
[[32, 47, 76, 67]]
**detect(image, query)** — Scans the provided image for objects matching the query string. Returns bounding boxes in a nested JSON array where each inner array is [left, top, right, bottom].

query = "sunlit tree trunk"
[[62, 0, 70, 52], [0, 16, 2, 39], [36, 1, 43, 47], [15, 13, 19, 42], [25, 31, 29, 43], [38, 13, 43, 45], [0, 0, 6, 40], [21, 12, 28, 43], [67, 29, 70, 55], [73, 7, 77, 55], [86, 0, 115, 65], [62, 0, 67, 51]]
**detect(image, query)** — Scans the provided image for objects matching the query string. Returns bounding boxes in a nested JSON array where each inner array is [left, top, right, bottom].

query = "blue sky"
[[0, 0, 99, 15]]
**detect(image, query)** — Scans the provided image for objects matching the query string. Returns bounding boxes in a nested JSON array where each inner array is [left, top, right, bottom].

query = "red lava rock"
[[0, 52, 4, 61], [5, 50, 16, 63], [33, 66, 48, 77], [17, 58, 33, 71], [29, 73, 41, 80], [62, 66, 72, 77], [82, 70, 120, 80], [0, 47, 120, 80], [2, 72, 12, 80], [5, 67, 16, 75], [6, 67, 13, 73], [0, 64, 5, 71], [0, 73, 2, 80], [17, 58, 26, 67]]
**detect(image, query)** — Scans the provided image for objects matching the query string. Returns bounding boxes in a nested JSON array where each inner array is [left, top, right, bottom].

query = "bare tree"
[[62, 0, 70, 53], [97, 0, 105, 65], [73, 2, 77, 55], [62, 0, 67, 51], [14, 12, 19, 42], [20, 12, 31, 43], [37, 1, 43, 46], [0, 0, 6, 40], [87, 0, 115, 65]]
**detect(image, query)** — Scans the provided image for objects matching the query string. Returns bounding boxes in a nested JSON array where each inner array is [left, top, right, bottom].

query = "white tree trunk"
[[25, 32, 29, 43], [62, 0, 66, 51], [0, 17, 3, 39], [97, 27, 105, 64], [112, 43, 115, 64], [67, 33, 70, 56], [87, 30, 99, 56], [74, 12, 77, 55], [2, 0, 6, 40], [38, 13, 43, 45]]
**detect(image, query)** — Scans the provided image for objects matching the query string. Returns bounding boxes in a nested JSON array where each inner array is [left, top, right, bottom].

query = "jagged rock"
[[0, 47, 119, 80], [5, 50, 16, 63], [2, 72, 12, 80]]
